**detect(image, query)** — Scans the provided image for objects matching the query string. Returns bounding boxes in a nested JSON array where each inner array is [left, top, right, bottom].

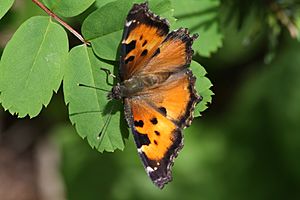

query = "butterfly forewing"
[[141, 28, 198, 75], [123, 69, 200, 188], [120, 3, 169, 80]]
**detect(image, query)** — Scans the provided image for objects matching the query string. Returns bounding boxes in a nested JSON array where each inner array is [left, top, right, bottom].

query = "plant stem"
[[32, 0, 89, 45]]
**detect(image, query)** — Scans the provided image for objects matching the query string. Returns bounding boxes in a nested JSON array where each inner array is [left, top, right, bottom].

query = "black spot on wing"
[[141, 49, 148, 56], [134, 120, 144, 127], [142, 40, 147, 47], [150, 117, 158, 125], [152, 48, 160, 58], [136, 127, 183, 188], [158, 107, 167, 116], [135, 132, 150, 148], [124, 40, 136, 55], [154, 131, 160, 136], [154, 140, 158, 145], [125, 56, 135, 64]]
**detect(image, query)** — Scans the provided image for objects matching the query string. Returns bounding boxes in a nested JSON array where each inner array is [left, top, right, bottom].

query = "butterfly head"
[[107, 83, 122, 100]]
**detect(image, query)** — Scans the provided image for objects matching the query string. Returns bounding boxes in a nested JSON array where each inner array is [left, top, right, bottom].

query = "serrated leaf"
[[42, 0, 95, 17], [64, 45, 127, 152], [171, 0, 223, 57], [82, 0, 175, 60], [190, 60, 213, 116], [0, 0, 14, 20], [0, 16, 68, 118]]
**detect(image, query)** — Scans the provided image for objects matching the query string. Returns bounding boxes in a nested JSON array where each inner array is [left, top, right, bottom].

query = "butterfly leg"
[[100, 67, 118, 86], [96, 104, 115, 149]]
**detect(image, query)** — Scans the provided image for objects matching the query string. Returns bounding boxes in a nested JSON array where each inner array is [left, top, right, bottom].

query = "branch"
[[32, 0, 90, 45]]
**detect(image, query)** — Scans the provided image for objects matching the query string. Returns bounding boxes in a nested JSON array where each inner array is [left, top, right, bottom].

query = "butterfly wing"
[[120, 2, 197, 78], [124, 70, 201, 189], [124, 98, 182, 189], [120, 2, 201, 189], [141, 70, 201, 128], [120, 2, 169, 80], [141, 28, 198, 75]]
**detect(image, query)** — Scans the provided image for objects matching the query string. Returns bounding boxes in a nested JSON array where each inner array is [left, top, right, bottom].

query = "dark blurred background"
[[1, 0, 300, 200]]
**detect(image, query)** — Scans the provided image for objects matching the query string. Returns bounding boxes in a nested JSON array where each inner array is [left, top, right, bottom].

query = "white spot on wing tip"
[[125, 19, 139, 27], [126, 20, 136, 27], [146, 166, 154, 173], [126, 20, 132, 27]]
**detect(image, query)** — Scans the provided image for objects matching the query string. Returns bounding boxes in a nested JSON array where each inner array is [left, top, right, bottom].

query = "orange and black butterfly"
[[108, 2, 201, 189]]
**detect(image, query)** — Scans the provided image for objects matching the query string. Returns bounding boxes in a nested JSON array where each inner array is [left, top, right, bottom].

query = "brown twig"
[[32, 0, 89, 45], [269, 1, 299, 38]]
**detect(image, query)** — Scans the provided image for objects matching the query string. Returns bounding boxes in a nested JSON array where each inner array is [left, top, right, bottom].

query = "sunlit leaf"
[[171, 0, 223, 57], [95, 0, 115, 8], [0, 16, 68, 118], [64, 45, 127, 152], [190, 60, 213, 116], [42, 0, 95, 17], [0, 0, 14, 20]]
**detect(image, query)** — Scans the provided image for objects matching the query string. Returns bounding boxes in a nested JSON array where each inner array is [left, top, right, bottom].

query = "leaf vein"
[[25, 19, 51, 89]]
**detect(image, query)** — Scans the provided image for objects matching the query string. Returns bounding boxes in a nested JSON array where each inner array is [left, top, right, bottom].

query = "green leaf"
[[171, 0, 223, 57], [294, 14, 300, 41], [149, 0, 176, 24], [64, 45, 127, 152], [42, 0, 95, 17], [0, 0, 14, 20], [95, 0, 115, 8], [82, 0, 175, 60], [0, 16, 68, 118], [190, 60, 213, 116]]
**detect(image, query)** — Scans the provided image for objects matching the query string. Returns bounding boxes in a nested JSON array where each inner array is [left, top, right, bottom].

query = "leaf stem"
[[32, 0, 90, 45]]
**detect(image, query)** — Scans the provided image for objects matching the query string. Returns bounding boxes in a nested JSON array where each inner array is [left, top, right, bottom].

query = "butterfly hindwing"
[[124, 98, 183, 189], [124, 70, 200, 188]]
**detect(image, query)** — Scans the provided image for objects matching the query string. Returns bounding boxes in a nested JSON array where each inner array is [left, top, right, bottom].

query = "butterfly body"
[[110, 2, 202, 189], [110, 72, 171, 99]]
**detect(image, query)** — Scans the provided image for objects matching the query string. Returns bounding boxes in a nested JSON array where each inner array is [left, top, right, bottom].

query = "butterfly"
[[108, 2, 201, 189]]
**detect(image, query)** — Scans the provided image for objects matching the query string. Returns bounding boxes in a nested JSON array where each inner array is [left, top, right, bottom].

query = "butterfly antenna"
[[69, 110, 102, 117], [96, 104, 115, 148], [78, 83, 110, 92]]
